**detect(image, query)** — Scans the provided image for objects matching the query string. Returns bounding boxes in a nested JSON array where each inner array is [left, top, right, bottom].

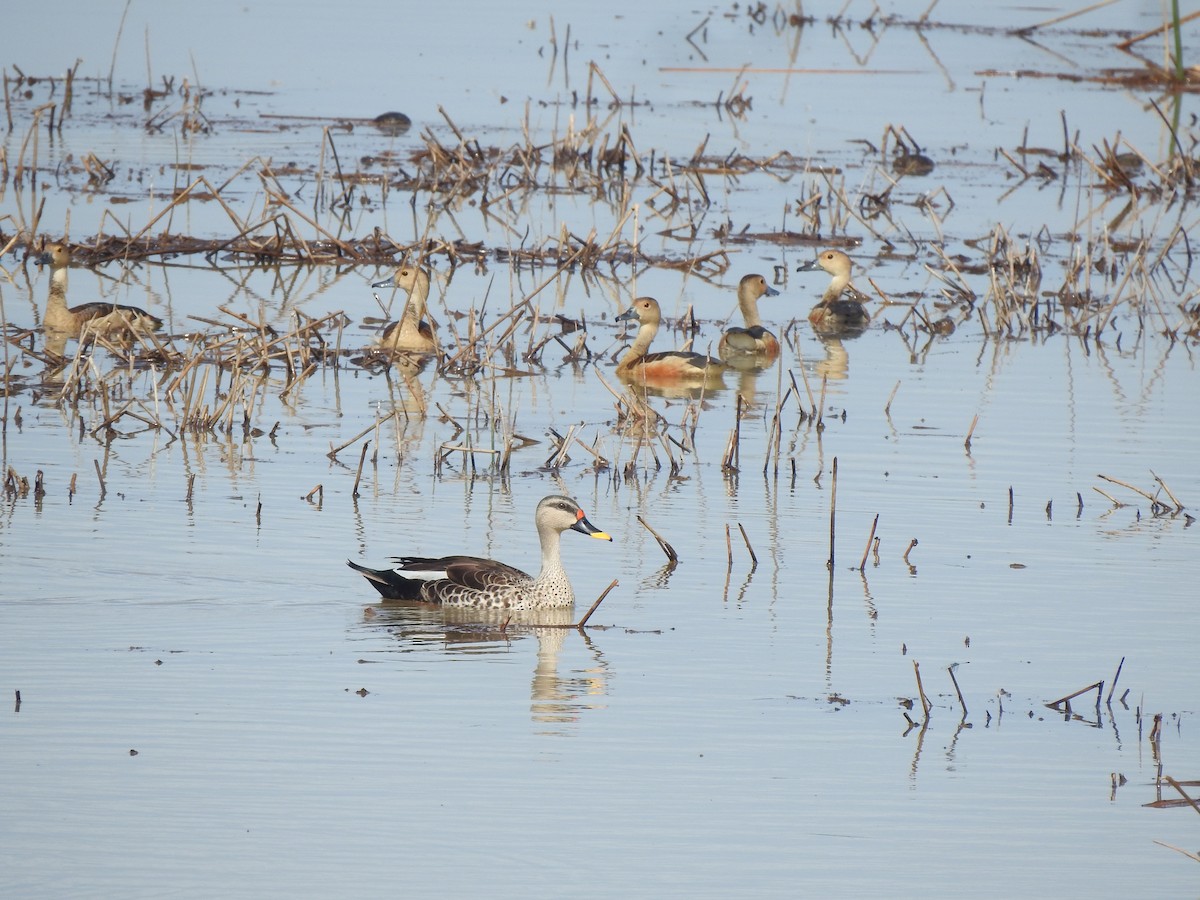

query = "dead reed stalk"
[[575, 579, 620, 628], [913, 660, 932, 718], [827, 456, 838, 570], [637, 515, 679, 563], [1046, 680, 1104, 712], [1106, 657, 1125, 705], [736, 522, 757, 567], [858, 514, 880, 571], [352, 441, 369, 498], [947, 665, 968, 719]]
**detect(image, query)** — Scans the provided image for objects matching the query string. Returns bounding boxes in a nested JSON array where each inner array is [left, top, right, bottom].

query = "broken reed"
[[9, 73, 1198, 487], [10, 152, 1194, 355], [6, 54, 863, 280], [36, 300, 349, 444], [8, 56, 1199, 341]]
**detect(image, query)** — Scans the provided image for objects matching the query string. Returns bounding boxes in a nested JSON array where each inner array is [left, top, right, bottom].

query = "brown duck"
[[370, 265, 436, 354], [615, 297, 726, 386], [796, 249, 870, 335], [718, 273, 781, 360], [37, 243, 163, 337]]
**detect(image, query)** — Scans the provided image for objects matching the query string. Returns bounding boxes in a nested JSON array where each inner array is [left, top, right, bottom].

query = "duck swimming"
[[370, 265, 437, 354], [347, 495, 611, 610], [37, 243, 163, 337], [718, 273, 780, 361], [796, 249, 870, 335], [615, 297, 726, 385]]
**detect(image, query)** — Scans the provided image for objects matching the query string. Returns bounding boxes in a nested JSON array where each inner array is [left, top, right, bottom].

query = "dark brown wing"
[[69, 301, 125, 322], [442, 558, 531, 592], [72, 302, 163, 331], [641, 350, 722, 372], [391, 554, 531, 592]]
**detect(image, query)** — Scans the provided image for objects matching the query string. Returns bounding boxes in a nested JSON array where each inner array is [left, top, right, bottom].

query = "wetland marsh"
[[2, 2, 1199, 896]]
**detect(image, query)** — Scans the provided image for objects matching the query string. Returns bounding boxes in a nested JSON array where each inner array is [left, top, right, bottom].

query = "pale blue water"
[[3, 2, 1199, 897]]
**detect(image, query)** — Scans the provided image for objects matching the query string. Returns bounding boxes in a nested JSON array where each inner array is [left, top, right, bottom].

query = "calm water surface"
[[2, 2, 1198, 897]]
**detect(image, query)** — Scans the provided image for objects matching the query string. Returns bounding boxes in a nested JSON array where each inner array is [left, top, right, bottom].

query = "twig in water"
[[637, 515, 679, 563], [1153, 840, 1200, 863], [305, 484, 324, 503], [948, 665, 968, 720], [722, 394, 743, 471], [329, 412, 398, 460], [964, 413, 979, 450], [858, 514, 880, 571], [1151, 470, 1185, 511], [827, 457, 838, 570], [1097, 473, 1157, 505], [352, 441, 370, 498], [1045, 680, 1103, 711], [94, 459, 106, 499], [568, 432, 609, 469], [902, 538, 919, 566], [1106, 657, 1125, 705], [736, 523, 758, 567], [884, 380, 900, 416], [1165, 776, 1200, 817], [913, 660, 932, 718], [1022, 0, 1121, 33], [576, 579, 619, 628]]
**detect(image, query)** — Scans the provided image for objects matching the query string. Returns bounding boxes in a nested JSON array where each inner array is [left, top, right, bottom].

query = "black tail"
[[346, 559, 421, 600]]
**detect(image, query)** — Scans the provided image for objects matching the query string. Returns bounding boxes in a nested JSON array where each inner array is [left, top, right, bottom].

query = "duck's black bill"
[[572, 513, 612, 541]]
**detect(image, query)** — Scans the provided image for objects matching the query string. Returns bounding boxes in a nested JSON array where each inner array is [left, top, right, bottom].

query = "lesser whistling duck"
[[347, 495, 611, 610], [796, 249, 870, 335], [370, 265, 437, 354], [37, 243, 163, 336], [615, 297, 726, 385], [718, 273, 780, 361]]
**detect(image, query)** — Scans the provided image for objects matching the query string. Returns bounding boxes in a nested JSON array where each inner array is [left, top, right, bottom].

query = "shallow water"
[[3, 2, 1200, 897]]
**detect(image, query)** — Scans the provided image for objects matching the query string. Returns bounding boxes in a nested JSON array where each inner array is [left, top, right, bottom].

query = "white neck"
[[823, 272, 852, 303]]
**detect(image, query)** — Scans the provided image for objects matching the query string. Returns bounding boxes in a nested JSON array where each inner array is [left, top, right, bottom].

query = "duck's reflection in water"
[[815, 336, 850, 382], [363, 602, 610, 731]]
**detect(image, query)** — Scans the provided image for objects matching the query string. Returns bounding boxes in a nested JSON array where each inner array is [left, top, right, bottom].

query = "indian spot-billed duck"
[[347, 495, 611, 610]]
